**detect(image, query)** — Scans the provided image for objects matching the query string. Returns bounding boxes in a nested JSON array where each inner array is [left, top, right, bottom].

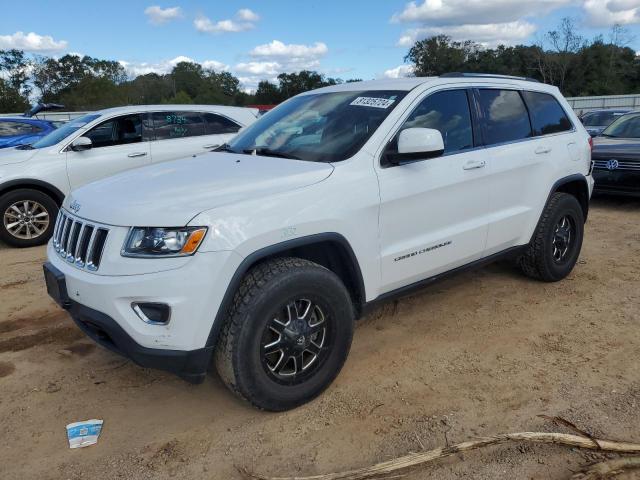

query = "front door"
[[66, 113, 152, 189], [376, 88, 491, 294]]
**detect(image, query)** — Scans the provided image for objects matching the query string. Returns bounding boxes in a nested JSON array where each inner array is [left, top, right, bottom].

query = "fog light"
[[132, 302, 171, 325]]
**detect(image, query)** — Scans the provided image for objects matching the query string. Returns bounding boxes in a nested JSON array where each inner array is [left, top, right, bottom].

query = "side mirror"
[[384, 128, 444, 166], [71, 136, 92, 152]]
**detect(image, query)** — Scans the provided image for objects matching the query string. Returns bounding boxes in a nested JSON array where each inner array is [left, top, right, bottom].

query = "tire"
[[519, 192, 584, 282], [215, 257, 354, 411], [0, 189, 58, 248]]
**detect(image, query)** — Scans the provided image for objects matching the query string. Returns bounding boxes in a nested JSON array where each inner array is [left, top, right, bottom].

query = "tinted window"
[[523, 91, 572, 136], [582, 111, 620, 127], [203, 113, 241, 134], [0, 121, 36, 137], [153, 111, 206, 140], [478, 89, 532, 145], [84, 114, 147, 148], [400, 89, 474, 154]]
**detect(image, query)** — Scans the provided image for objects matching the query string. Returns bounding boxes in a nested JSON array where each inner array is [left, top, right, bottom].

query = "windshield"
[[582, 111, 620, 127], [226, 90, 408, 162], [29, 114, 101, 149], [601, 113, 640, 138]]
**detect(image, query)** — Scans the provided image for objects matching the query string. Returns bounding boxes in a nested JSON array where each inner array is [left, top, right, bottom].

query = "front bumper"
[[45, 243, 243, 381], [593, 168, 640, 196]]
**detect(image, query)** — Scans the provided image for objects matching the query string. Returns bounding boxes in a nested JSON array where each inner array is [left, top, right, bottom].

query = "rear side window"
[[203, 113, 241, 134], [153, 111, 206, 140], [478, 89, 532, 145], [523, 91, 572, 136]]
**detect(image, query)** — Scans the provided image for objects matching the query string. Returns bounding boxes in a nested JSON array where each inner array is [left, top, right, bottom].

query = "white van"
[[0, 105, 259, 247]]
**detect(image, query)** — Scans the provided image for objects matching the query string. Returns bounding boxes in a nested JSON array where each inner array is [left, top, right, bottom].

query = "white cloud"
[[118, 55, 229, 77], [250, 40, 328, 58], [144, 6, 183, 25], [583, 0, 640, 27], [398, 20, 537, 47], [392, 0, 571, 26], [381, 64, 415, 79], [0, 31, 68, 52], [236, 8, 260, 22], [194, 9, 260, 33], [235, 61, 281, 76], [391, 0, 574, 47]]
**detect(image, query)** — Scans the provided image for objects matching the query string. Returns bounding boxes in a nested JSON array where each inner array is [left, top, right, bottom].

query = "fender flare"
[[204, 232, 365, 349], [0, 178, 66, 205]]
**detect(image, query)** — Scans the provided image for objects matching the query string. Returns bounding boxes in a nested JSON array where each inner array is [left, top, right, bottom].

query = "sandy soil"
[[0, 196, 639, 480]]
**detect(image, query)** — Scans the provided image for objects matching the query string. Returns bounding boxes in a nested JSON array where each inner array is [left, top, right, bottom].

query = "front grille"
[[52, 210, 109, 271], [593, 159, 640, 172]]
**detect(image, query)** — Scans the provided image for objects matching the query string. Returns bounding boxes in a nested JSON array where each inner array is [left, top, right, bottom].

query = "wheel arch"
[[548, 174, 590, 222], [206, 233, 366, 349], [0, 179, 65, 205]]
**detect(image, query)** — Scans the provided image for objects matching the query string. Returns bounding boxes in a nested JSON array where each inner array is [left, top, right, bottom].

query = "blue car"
[[0, 103, 64, 149]]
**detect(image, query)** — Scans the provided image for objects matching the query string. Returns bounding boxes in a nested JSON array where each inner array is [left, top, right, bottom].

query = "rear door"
[[148, 111, 241, 164], [376, 88, 491, 293], [66, 113, 152, 189], [480, 88, 575, 254]]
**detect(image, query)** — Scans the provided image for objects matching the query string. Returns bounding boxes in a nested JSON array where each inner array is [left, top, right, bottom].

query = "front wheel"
[[215, 257, 354, 411], [0, 189, 58, 248], [519, 192, 584, 282]]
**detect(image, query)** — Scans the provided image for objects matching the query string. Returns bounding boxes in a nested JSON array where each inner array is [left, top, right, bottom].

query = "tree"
[[406, 35, 479, 76], [0, 78, 30, 112], [254, 80, 281, 104], [170, 61, 204, 99], [0, 49, 31, 104]]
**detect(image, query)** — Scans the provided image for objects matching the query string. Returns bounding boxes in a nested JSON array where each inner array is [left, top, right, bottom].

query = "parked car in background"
[[580, 109, 630, 137], [0, 103, 66, 149], [0, 104, 259, 247], [44, 74, 592, 411], [592, 111, 640, 197]]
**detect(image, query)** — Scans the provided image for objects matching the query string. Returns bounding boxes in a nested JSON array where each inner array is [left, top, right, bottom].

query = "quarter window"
[[203, 113, 241, 134], [153, 111, 206, 140], [523, 91, 572, 136], [84, 114, 148, 148], [478, 89, 532, 145], [398, 89, 474, 154]]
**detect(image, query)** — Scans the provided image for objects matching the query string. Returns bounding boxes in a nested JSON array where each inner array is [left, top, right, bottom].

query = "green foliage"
[[405, 19, 640, 96]]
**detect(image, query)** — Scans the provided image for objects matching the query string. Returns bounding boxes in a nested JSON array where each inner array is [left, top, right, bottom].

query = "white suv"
[[44, 74, 594, 411], [0, 105, 258, 247]]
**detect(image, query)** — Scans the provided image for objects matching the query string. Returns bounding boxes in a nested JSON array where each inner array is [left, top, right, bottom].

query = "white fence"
[[566, 94, 640, 113]]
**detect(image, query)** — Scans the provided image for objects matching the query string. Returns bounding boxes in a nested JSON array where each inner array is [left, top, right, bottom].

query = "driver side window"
[[84, 114, 149, 148], [400, 89, 474, 154]]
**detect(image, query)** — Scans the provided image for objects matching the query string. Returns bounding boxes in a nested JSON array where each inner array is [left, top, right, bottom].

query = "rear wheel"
[[519, 192, 584, 282], [215, 257, 354, 411], [0, 189, 58, 248]]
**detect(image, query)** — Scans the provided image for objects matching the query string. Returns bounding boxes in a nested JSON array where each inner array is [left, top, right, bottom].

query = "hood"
[[66, 152, 334, 226], [592, 136, 640, 160], [0, 146, 39, 165]]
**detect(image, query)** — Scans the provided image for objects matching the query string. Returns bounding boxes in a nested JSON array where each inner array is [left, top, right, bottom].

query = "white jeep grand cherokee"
[[44, 74, 594, 411]]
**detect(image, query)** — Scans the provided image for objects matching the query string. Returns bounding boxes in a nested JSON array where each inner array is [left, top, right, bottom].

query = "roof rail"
[[440, 72, 540, 83]]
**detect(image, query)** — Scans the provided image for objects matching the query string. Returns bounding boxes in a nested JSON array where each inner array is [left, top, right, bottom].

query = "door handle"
[[462, 160, 486, 170], [535, 146, 552, 155], [127, 152, 148, 158], [203, 144, 220, 149]]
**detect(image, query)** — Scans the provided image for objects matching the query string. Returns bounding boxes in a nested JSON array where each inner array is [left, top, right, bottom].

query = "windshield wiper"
[[242, 147, 301, 160], [16, 144, 34, 150], [214, 143, 237, 153]]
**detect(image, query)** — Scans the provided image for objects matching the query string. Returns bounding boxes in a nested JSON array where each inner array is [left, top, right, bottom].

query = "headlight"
[[122, 227, 207, 258]]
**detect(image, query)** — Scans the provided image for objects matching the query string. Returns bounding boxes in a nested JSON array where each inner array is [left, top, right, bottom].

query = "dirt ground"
[[0, 196, 639, 480]]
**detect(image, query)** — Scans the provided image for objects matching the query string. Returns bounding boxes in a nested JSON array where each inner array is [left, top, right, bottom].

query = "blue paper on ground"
[[66, 419, 103, 448]]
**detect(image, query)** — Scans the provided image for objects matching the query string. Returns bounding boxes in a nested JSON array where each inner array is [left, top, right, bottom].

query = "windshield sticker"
[[350, 97, 396, 109]]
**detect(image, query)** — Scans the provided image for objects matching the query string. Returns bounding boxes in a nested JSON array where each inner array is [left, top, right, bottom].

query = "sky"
[[1, 0, 639, 91]]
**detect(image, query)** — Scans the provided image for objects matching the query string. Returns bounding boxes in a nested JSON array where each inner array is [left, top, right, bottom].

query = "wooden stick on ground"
[[246, 432, 640, 480], [572, 457, 640, 480]]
